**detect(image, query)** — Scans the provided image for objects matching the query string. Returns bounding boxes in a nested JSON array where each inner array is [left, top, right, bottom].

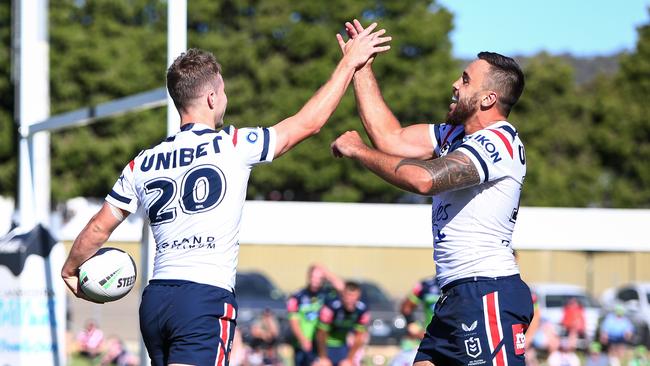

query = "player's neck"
[[179, 111, 216, 130], [464, 112, 507, 135]]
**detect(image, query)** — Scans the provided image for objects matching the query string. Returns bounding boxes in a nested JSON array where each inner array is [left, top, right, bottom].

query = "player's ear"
[[481, 91, 498, 109], [207, 91, 216, 109]]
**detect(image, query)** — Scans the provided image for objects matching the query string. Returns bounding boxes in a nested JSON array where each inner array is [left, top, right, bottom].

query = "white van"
[[530, 283, 601, 344]]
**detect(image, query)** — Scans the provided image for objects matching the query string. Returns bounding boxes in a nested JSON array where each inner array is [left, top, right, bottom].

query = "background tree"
[[48, 0, 167, 201], [186, 0, 456, 202], [511, 54, 605, 207], [43, 0, 455, 203], [0, 0, 647, 208], [587, 12, 650, 207], [0, 2, 15, 198]]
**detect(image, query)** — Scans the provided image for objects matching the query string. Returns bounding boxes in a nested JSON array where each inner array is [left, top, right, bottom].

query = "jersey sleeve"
[[105, 160, 138, 213], [317, 304, 334, 331], [287, 295, 300, 319], [354, 310, 371, 332], [456, 128, 516, 183], [230, 126, 277, 167], [428, 124, 441, 152]]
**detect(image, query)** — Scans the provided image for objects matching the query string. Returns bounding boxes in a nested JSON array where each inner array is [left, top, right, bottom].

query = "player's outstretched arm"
[[337, 20, 434, 159], [331, 131, 480, 196], [272, 23, 391, 159], [61, 202, 128, 301]]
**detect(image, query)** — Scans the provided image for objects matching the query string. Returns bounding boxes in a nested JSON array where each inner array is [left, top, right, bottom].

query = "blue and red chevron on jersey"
[[487, 129, 513, 159]]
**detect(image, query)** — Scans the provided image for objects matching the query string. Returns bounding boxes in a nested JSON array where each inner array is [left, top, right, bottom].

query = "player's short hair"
[[344, 281, 361, 292], [167, 48, 222, 112], [477, 51, 525, 116]]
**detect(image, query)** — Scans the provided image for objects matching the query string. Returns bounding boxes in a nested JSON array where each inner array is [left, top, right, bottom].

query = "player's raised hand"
[[338, 21, 391, 70], [331, 131, 367, 158], [335, 19, 369, 53]]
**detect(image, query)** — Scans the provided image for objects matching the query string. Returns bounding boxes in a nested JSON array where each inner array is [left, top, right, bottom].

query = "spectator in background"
[[513, 250, 542, 366], [249, 309, 281, 366], [390, 323, 424, 366], [287, 264, 344, 366], [585, 342, 609, 366], [600, 304, 635, 366], [539, 319, 561, 349], [562, 297, 587, 337], [100, 336, 138, 366], [546, 338, 581, 366], [525, 290, 542, 366], [628, 345, 649, 366], [230, 328, 247, 366], [76, 319, 104, 359], [400, 276, 440, 339], [316, 281, 370, 366]]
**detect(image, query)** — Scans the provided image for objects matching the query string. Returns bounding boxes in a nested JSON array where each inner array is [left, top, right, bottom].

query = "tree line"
[[0, 0, 648, 208]]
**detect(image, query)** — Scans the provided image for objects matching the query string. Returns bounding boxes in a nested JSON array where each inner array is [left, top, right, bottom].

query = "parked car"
[[235, 271, 289, 343], [358, 281, 407, 345], [600, 282, 650, 347], [531, 283, 601, 348]]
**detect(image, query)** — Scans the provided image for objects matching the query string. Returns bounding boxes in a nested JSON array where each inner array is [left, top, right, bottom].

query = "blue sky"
[[435, 0, 650, 58]]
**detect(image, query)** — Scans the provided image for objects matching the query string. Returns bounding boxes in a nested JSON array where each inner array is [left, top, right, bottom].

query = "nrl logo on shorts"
[[461, 320, 477, 332], [464, 337, 482, 358]]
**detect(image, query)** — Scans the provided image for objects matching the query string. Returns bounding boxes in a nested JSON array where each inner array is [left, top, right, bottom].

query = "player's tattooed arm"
[[395, 150, 480, 195], [331, 131, 480, 196]]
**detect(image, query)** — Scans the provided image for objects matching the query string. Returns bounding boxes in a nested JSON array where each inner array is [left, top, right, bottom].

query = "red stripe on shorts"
[[485, 292, 506, 366], [216, 303, 234, 366]]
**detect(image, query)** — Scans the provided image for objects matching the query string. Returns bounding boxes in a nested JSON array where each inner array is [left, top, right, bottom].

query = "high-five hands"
[[339, 20, 391, 70], [332, 20, 390, 160], [336, 19, 379, 67]]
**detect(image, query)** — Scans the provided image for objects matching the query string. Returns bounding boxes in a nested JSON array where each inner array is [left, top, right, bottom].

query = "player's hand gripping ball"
[[79, 248, 137, 303]]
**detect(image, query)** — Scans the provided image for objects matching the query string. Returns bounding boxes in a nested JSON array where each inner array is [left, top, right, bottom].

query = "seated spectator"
[[561, 297, 586, 338], [100, 336, 138, 366], [77, 319, 104, 359], [585, 342, 609, 366], [600, 304, 635, 366], [525, 291, 542, 366], [249, 309, 281, 366], [546, 338, 580, 366], [390, 323, 422, 366], [531, 315, 560, 352], [627, 345, 648, 366]]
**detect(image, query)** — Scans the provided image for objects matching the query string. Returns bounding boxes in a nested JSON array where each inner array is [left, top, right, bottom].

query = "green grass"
[[68, 354, 100, 366]]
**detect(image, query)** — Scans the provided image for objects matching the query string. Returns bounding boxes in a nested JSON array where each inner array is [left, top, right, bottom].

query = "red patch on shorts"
[[512, 323, 526, 355]]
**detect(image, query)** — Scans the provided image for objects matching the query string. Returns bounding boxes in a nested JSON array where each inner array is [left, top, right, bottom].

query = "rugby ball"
[[79, 247, 137, 303]]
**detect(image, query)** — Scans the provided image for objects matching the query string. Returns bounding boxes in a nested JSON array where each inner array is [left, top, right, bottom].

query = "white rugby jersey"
[[427, 121, 525, 288], [105, 123, 276, 291]]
